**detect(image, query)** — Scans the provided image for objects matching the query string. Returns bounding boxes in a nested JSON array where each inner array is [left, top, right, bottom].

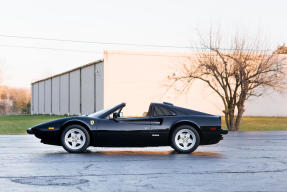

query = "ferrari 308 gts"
[[27, 102, 228, 153]]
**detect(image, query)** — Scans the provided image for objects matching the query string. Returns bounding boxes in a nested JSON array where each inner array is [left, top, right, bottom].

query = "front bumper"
[[27, 128, 33, 134], [27, 127, 61, 145]]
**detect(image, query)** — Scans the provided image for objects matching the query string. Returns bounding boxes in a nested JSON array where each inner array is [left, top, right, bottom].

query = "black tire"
[[171, 125, 200, 153], [61, 125, 90, 153]]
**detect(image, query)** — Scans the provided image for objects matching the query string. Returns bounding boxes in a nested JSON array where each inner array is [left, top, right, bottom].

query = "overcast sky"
[[0, 0, 286, 88]]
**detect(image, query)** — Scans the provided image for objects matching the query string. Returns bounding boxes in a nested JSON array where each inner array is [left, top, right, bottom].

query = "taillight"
[[210, 127, 216, 131]]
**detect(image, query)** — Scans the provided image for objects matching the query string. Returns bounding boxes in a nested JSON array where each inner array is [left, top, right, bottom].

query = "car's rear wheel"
[[61, 125, 90, 153], [171, 125, 200, 153]]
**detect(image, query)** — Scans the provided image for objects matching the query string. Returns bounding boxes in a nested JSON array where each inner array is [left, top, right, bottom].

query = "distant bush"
[[0, 86, 30, 114]]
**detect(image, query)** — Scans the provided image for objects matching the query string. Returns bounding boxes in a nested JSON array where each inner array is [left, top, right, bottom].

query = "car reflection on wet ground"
[[0, 131, 287, 192]]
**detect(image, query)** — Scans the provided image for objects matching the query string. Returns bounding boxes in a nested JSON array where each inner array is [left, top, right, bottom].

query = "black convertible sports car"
[[27, 102, 228, 153]]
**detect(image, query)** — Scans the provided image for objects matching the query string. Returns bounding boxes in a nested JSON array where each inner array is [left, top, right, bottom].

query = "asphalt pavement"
[[0, 131, 287, 192]]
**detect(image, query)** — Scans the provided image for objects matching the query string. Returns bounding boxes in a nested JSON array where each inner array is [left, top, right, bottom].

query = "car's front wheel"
[[61, 125, 90, 153], [171, 125, 200, 153]]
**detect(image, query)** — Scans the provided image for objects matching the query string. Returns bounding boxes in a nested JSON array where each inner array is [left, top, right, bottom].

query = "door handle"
[[150, 121, 161, 125], [150, 118, 163, 125]]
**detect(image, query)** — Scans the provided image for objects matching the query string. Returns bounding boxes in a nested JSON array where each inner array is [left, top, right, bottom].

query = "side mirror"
[[113, 112, 118, 119]]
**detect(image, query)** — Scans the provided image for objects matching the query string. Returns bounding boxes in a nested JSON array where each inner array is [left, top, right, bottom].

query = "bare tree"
[[276, 44, 287, 54], [169, 32, 287, 131]]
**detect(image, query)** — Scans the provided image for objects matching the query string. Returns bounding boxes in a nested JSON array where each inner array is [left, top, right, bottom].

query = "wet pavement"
[[0, 131, 287, 192]]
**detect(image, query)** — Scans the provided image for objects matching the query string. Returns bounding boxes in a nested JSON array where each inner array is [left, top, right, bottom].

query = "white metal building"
[[31, 60, 104, 115], [31, 50, 287, 116]]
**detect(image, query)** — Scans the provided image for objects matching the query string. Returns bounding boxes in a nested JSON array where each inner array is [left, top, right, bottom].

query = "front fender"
[[60, 119, 94, 131]]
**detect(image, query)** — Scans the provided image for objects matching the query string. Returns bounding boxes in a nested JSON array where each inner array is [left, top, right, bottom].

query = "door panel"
[[95, 117, 151, 147], [149, 117, 170, 146]]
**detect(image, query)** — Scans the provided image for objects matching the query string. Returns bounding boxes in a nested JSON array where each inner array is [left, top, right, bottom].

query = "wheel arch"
[[169, 120, 202, 144], [60, 120, 94, 145]]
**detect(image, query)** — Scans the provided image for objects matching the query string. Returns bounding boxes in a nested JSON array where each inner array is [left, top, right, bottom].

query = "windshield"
[[88, 103, 126, 118], [88, 106, 115, 118]]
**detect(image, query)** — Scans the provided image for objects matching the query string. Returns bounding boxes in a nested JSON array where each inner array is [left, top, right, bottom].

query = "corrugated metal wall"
[[38, 81, 45, 114], [52, 76, 60, 114], [69, 70, 81, 115], [60, 73, 69, 115], [95, 62, 104, 111], [33, 83, 39, 114], [44, 79, 52, 114], [81, 65, 95, 115], [31, 61, 104, 115]]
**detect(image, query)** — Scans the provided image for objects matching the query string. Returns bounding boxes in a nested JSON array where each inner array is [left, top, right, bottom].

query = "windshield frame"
[[88, 103, 126, 118]]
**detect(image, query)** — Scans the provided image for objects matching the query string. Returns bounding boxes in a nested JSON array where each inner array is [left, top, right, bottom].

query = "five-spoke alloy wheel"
[[171, 125, 200, 153], [61, 125, 90, 153]]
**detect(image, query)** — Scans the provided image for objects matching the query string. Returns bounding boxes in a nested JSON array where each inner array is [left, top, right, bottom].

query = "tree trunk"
[[235, 104, 245, 131], [223, 110, 230, 130], [229, 112, 236, 131], [235, 85, 248, 131], [225, 107, 236, 131]]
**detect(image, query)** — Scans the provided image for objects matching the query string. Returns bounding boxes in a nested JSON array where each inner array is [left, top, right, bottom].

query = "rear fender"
[[169, 120, 202, 143]]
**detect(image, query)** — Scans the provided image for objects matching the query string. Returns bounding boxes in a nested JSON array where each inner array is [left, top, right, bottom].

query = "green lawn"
[[0, 115, 66, 134], [222, 116, 287, 131], [0, 115, 287, 134]]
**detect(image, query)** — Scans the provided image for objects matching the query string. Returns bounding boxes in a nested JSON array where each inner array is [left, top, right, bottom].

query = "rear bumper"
[[220, 129, 228, 135], [200, 128, 228, 145]]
